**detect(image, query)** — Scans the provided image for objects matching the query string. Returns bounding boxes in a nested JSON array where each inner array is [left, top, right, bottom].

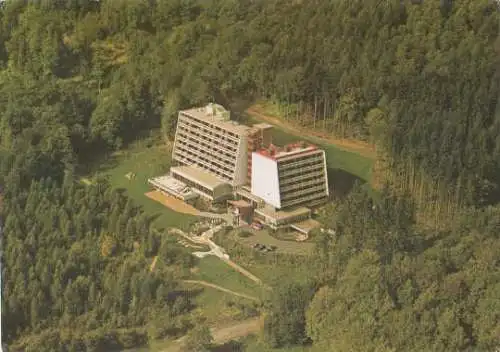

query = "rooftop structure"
[[246, 123, 273, 184], [256, 142, 318, 160], [178, 104, 250, 135]]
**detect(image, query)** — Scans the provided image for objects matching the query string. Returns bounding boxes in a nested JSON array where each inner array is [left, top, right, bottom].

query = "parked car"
[[251, 222, 263, 230]]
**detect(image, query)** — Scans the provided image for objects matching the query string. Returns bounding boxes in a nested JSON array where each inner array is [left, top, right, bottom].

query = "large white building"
[[172, 103, 251, 187], [149, 103, 328, 233], [251, 142, 329, 209]]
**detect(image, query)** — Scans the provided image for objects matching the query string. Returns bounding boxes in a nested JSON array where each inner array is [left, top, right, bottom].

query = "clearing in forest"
[[246, 104, 376, 158], [87, 139, 196, 229], [245, 104, 374, 183]]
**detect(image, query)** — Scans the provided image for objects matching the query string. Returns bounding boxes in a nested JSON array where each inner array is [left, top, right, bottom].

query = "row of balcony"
[[278, 157, 324, 170], [279, 164, 324, 178], [279, 170, 325, 186], [175, 134, 236, 165], [280, 178, 326, 193], [174, 148, 234, 181], [281, 184, 327, 202], [177, 121, 239, 152], [178, 117, 240, 144], [181, 112, 241, 139], [281, 192, 327, 208]]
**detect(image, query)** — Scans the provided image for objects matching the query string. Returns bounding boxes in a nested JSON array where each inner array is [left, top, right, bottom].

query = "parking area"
[[235, 227, 315, 255]]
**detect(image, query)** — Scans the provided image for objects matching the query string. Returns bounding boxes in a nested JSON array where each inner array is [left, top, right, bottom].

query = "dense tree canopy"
[[1, 0, 499, 351]]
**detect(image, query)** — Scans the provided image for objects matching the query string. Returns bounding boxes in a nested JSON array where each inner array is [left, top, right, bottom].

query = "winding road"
[[182, 280, 259, 301]]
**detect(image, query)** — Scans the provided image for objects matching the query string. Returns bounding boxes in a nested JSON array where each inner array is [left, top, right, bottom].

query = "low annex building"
[[170, 165, 233, 203], [147, 175, 199, 203]]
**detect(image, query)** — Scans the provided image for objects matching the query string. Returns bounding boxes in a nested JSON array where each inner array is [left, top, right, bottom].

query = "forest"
[[0, 0, 499, 351]]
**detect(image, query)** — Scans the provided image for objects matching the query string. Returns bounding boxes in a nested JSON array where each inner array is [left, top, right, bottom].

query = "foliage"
[[1, 1, 499, 351], [263, 280, 315, 348], [1, 173, 195, 350], [183, 322, 214, 352], [303, 185, 500, 352]]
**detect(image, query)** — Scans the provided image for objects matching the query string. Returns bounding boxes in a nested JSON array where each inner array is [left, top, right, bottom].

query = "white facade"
[[251, 152, 281, 208], [250, 145, 329, 210]]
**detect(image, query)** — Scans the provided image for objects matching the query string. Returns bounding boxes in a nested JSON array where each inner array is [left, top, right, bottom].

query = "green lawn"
[[181, 281, 260, 325], [268, 126, 373, 182], [245, 114, 373, 198], [191, 256, 265, 299], [85, 137, 196, 230]]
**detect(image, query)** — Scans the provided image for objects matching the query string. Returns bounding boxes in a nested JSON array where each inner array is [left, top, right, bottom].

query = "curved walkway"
[[168, 227, 267, 287], [182, 280, 259, 301]]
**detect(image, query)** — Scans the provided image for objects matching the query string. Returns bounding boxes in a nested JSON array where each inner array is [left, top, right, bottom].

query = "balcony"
[[279, 164, 324, 178], [178, 117, 240, 144], [175, 134, 236, 164], [278, 156, 324, 170], [174, 149, 235, 180], [281, 184, 327, 201], [281, 193, 327, 208], [280, 179, 326, 193], [176, 125, 238, 154], [279, 170, 325, 186]]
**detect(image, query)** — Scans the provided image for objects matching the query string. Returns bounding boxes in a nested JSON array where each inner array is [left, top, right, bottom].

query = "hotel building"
[[251, 142, 329, 209], [172, 103, 250, 187], [149, 103, 329, 233]]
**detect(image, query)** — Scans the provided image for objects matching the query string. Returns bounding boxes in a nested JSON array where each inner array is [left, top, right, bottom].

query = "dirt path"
[[246, 105, 376, 158], [221, 258, 268, 288], [149, 256, 158, 272], [169, 228, 269, 289], [161, 318, 261, 352], [182, 280, 259, 301]]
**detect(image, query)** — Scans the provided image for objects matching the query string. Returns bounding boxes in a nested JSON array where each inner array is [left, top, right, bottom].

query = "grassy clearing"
[[214, 231, 317, 287], [86, 137, 196, 230], [191, 256, 265, 299], [247, 115, 373, 182], [181, 281, 260, 325]]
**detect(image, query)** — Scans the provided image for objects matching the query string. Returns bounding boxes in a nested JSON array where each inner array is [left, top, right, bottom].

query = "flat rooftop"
[[228, 199, 253, 208], [290, 218, 321, 234], [171, 165, 229, 190], [148, 175, 197, 197], [255, 206, 311, 221], [180, 103, 250, 135], [251, 123, 273, 130], [255, 142, 319, 160]]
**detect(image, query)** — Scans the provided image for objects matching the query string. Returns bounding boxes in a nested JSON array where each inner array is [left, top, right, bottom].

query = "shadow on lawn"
[[328, 167, 365, 199]]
